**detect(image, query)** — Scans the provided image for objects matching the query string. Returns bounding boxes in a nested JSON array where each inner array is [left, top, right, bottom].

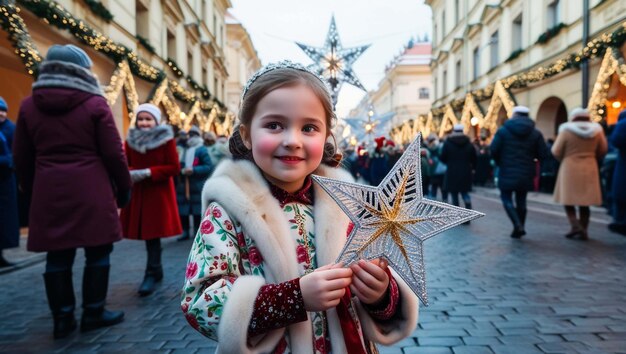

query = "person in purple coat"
[[13, 44, 131, 339]]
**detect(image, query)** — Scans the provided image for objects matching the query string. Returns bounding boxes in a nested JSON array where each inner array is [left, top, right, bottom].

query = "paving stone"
[[416, 329, 468, 337], [163, 340, 190, 349], [498, 335, 544, 345], [462, 337, 501, 346], [492, 320, 537, 329], [417, 337, 464, 346], [488, 344, 543, 354], [404, 347, 453, 354], [497, 327, 537, 335], [452, 346, 494, 354], [561, 333, 600, 342], [597, 332, 626, 340], [536, 341, 592, 353], [588, 340, 626, 352]]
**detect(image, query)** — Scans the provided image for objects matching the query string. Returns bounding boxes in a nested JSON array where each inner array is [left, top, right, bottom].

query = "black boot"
[[43, 271, 77, 339], [138, 241, 163, 296], [81, 265, 124, 332], [516, 207, 527, 236], [503, 203, 524, 237]]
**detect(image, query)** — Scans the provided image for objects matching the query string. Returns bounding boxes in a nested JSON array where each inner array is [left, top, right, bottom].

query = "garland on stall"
[[429, 21, 626, 119], [0, 0, 231, 132], [0, 4, 42, 75], [10, 0, 226, 107]]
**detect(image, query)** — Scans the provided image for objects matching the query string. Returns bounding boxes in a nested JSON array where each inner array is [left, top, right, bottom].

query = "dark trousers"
[[430, 175, 448, 202], [500, 189, 528, 230], [450, 192, 471, 207], [46, 244, 113, 273], [180, 214, 201, 237]]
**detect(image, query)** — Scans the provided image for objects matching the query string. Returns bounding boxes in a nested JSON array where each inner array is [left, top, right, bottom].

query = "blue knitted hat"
[[0, 97, 7, 112], [46, 44, 93, 68]]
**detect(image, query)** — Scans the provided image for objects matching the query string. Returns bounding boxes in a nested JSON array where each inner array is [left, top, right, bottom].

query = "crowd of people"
[[0, 44, 624, 350], [340, 106, 625, 240]]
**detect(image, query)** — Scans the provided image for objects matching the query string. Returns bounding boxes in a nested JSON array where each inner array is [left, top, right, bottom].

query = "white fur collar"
[[559, 121, 602, 139], [126, 125, 174, 153]]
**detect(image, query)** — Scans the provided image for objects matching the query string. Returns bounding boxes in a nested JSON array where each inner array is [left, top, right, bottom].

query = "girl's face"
[[136, 112, 157, 130], [241, 84, 327, 193]]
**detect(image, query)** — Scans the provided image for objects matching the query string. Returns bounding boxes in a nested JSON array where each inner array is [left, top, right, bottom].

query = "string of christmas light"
[[0, 3, 42, 76], [394, 20, 626, 141]]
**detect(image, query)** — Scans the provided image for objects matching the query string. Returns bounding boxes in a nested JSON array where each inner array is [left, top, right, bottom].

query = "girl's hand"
[[300, 263, 352, 312], [349, 259, 390, 305]]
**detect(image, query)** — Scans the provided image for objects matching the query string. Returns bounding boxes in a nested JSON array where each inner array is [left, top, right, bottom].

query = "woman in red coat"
[[120, 103, 182, 296]]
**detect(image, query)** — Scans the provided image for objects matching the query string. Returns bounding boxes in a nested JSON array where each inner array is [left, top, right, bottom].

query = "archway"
[[536, 96, 567, 139]]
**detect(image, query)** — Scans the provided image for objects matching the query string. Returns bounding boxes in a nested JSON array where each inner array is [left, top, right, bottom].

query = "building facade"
[[0, 0, 233, 134], [224, 10, 261, 118], [350, 41, 433, 129], [427, 0, 626, 139]]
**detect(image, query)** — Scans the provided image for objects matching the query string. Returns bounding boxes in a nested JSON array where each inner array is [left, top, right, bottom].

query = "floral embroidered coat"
[[181, 159, 419, 354]]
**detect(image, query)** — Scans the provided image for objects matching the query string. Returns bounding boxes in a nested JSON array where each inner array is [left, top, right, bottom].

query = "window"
[[136, 1, 149, 39], [455, 60, 462, 88], [167, 29, 176, 59], [419, 87, 430, 99], [443, 70, 448, 95], [490, 31, 499, 69], [214, 77, 218, 98], [202, 66, 208, 87], [213, 14, 217, 35], [188, 51, 194, 78], [473, 46, 480, 80], [434, 77, 438, 99], [433, 24, 438, 45], [512, 14, 523, 51], [547, 0, 560, 28], [455, 0, 460, 24]]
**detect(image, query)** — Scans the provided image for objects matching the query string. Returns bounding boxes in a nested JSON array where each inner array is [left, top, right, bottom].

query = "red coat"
[[120, 139, 182, 240]]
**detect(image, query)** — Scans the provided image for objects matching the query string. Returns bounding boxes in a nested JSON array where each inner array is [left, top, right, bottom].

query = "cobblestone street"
[[1, 192, 625, 354]]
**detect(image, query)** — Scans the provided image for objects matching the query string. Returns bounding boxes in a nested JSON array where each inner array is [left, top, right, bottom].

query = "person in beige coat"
[[552, 107, 608, 240]]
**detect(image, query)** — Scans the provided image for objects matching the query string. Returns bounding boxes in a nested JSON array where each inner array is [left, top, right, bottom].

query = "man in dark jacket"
[[13, 44, 131, 339], [440, 124, 477, 214], [491, 106, 549, 238], [608, 109, 626, 235]]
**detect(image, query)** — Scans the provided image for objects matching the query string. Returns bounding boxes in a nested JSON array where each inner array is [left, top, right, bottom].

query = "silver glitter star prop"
[[296, 16, 370, 106], [312, 134, 484, 305]]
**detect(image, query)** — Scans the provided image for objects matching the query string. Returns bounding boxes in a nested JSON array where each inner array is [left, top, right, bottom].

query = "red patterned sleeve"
[[247, 278, 308, 337], [362, 267, 400, 320]]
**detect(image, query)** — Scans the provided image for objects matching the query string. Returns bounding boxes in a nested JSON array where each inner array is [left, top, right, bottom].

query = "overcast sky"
[[229, 0, 432, 118]]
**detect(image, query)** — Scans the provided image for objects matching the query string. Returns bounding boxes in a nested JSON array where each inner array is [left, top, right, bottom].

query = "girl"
[[181, 61, 418, 353], [121, 103, 182, 295]]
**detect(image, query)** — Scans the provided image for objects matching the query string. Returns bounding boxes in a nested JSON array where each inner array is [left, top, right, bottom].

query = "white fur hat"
[[453, 124, 465, 132], [568, 107, 589, 121], [512, 106, 530, 115], [136, 103, 162, 124]]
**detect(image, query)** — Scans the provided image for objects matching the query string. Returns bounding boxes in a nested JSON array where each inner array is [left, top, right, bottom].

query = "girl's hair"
[[229, 68, 342, 167]]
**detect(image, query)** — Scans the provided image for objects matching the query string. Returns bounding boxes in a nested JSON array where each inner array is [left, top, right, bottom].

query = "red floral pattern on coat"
[[185, 262, 199, 279], [248, 247, 263, 266]]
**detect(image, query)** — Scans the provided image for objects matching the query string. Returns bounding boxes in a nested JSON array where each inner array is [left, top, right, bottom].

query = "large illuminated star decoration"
[[312, 134, 484, 305], [296, 16, 370, 106]]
